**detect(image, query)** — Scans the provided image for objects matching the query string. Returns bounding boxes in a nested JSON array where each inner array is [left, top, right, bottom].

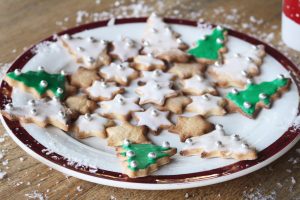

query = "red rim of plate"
[[0, 17, 300, 184]]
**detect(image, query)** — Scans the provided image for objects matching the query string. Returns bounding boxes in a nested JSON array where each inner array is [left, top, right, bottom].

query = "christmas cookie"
[[226, 75, 291, 118], [73, 113, 115, 139], [116, 142, 177, 178], [133, 106, 172, 133], [59, 34, 110, 69], [99, 62, 138, 86], [207, 45, 266, 88], [106, 122, 149, 146], [168, 62, 205, 79], [65, 95, 97, 114], [169, 115, 214, 142], [110, 37, 142, 61], [133, 54, 166, 71], [185, 94, 227, 117], [135, 80, 178, 105], [180, 125, 257, 160], [85, 80, 124, 101], [156, 95, 191, 114], [1, 98, 72, 131], [187, 26, 228, 64], [181, 75, 218, 96], [139, 70, 174, 84], [4, 69, 73, 100], [142, 13, 189, 63], [70, 67, 100, 88], [98, 94, 143, 121]]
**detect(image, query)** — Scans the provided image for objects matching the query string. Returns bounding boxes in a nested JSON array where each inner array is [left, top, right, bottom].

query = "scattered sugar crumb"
[[107, 17, 115, 26], [110, 195, 117, 200], [0, 137, 5, 143], [25, 190, 48, 200], [185, 192, 189, 198], [76, 186, 83, 192], [2, 159, 8, 166], [95, 0, 101, 4], [0, 171, 7, 179], [19, 157, 24, 162]]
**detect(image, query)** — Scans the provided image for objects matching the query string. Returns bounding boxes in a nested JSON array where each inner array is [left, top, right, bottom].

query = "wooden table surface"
[[0, 0, 299, 199]]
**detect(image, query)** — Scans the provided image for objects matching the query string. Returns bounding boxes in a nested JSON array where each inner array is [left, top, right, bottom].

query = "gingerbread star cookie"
[[110, 37, 142, 61], [85, 80, 124, 101], [106, 122, 149, 146], [226, 75, 291, 118], [142, 13, 189, 63], [168, 62, 206, 79], [59, 34, 110, 69], [98, 94, 143, 121], [65, 95, 97, 114], [116, 141, 177, 178], [181, 75, 218, 96], [133, 106, 172, 133], [207, 44, 266, 88], [180, 125, 257, 160], [139, 70, 174, 84], [135, 80, 177, 105], [1, 98, 72, 131], [169, 115, 214, 142], [4, 69, 73, 100], [70, 67, 100, 88], [133, 54, 166, 71], [73, 113, 115, 139], [185, 94, 227, 117], [156, 95, 191, 114], [99, 62, 138, 86]]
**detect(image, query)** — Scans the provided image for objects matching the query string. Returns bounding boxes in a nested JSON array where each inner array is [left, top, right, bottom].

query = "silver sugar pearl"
[[38, 66, 44, 71], [5, 103, 13, 110], [87, 36, 96, 43], [153, 70, 160, 77], [117, 64, 125, 70], [151, 109, 159, 117], [30, 108, 37, 116], [246, 79, 253, 84], [200, 35, 206, 40], [76, 46, 84, 52], [176, 38, 183, 44], [216, 38, 224, 44], [185, 138, 193, 145], [123, 139, 131, 146], [130, 160, 138, 168], [40, 80, 48, 88], [101, 82, 108, 88], [252, 45, 258, 50], [126, 150, 135, 158], [215, 124, 223, 130], [52, 96, 59, 101], [214, 61, 221, 67], [162, 141, 170, 148], [59, 110, 66, 118], [277, 74, 285, 79], [246, 57, 253, 62], [154, 83, 161, 89], [87, 57, 95, 64], [28, 99, 35, 106], [148, 152, 157, 159], [196, 75, 203, 81], [243, 102, 251, 109], [231, 88, 239, 94], [231, 134, 240, 141], [202, 94, 209, 101], [216, 141, 223, 147], [151, 28, 158, 33], [118, 97, 125, 105], [57, 87, 63, 94], [216, 25, 223, 31], [241, 143, 249, 148], [241, 70, 248, 77], [143, 41, 150, 46], [84, 113, 92, 121], [62, 34, 71, 40], [259, 93, 267, 99], [125, 40, 134, 48], [100, 39, 107, 45], [60, 70, 66, 75], [234, 53, 241, 58], [14, 69, 21, 75]]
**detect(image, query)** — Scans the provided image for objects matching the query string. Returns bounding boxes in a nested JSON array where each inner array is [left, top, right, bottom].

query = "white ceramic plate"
[[1, 18, 299, 190]]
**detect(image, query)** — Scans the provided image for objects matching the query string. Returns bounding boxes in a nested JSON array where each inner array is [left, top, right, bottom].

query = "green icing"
[[120, 143, 170, 171], [226, 78, 289, 116], [187, 27, 226, 60], [7, 70, 66, 99]]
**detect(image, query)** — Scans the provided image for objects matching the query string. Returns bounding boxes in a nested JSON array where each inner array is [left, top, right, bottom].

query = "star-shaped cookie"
[[181, 75, 217, 96], [85, 80, 124, 101], [65, 95, 97, 114], [185, 94, 227, 117], [98, 94, 143, 121], [110, 37, 142, 61], [168, 62, 206, 79], [139, 69, 174, 83], [70, 67, 100, 88], [156, 95, 191, 114], [133, 106, 172, 132], [106, 121, 149, 146], [135, 80, 177, 105], [133, 54, 166, 71], [169, 115, 214, 142]]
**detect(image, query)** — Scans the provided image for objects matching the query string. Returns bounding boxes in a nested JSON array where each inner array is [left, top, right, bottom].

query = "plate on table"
[[0, 17, 299, 190]]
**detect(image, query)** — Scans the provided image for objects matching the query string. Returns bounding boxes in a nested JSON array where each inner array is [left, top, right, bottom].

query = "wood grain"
[[0, 0, 299, 199]]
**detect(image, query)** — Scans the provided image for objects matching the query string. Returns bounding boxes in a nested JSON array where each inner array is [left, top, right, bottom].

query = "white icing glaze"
[[75, 113, 110, 133], [185, 94, 226, 116], [208, 45, 265, 86], [182, 129, 253, 154], [60, 35, 108, 69], [182, 75, 216, 95], [3, 98, 69, 125], [134, 106, 172, 131], [135, 80, 177, 105], [134, 55, 165, 68], [98, 94, 142, 117], [111, 37, 141, 61], [99, 62, 137, 85], [86, 80, 122, 100], [139, 70, 174, 83], [142, 13, 184, 55]]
